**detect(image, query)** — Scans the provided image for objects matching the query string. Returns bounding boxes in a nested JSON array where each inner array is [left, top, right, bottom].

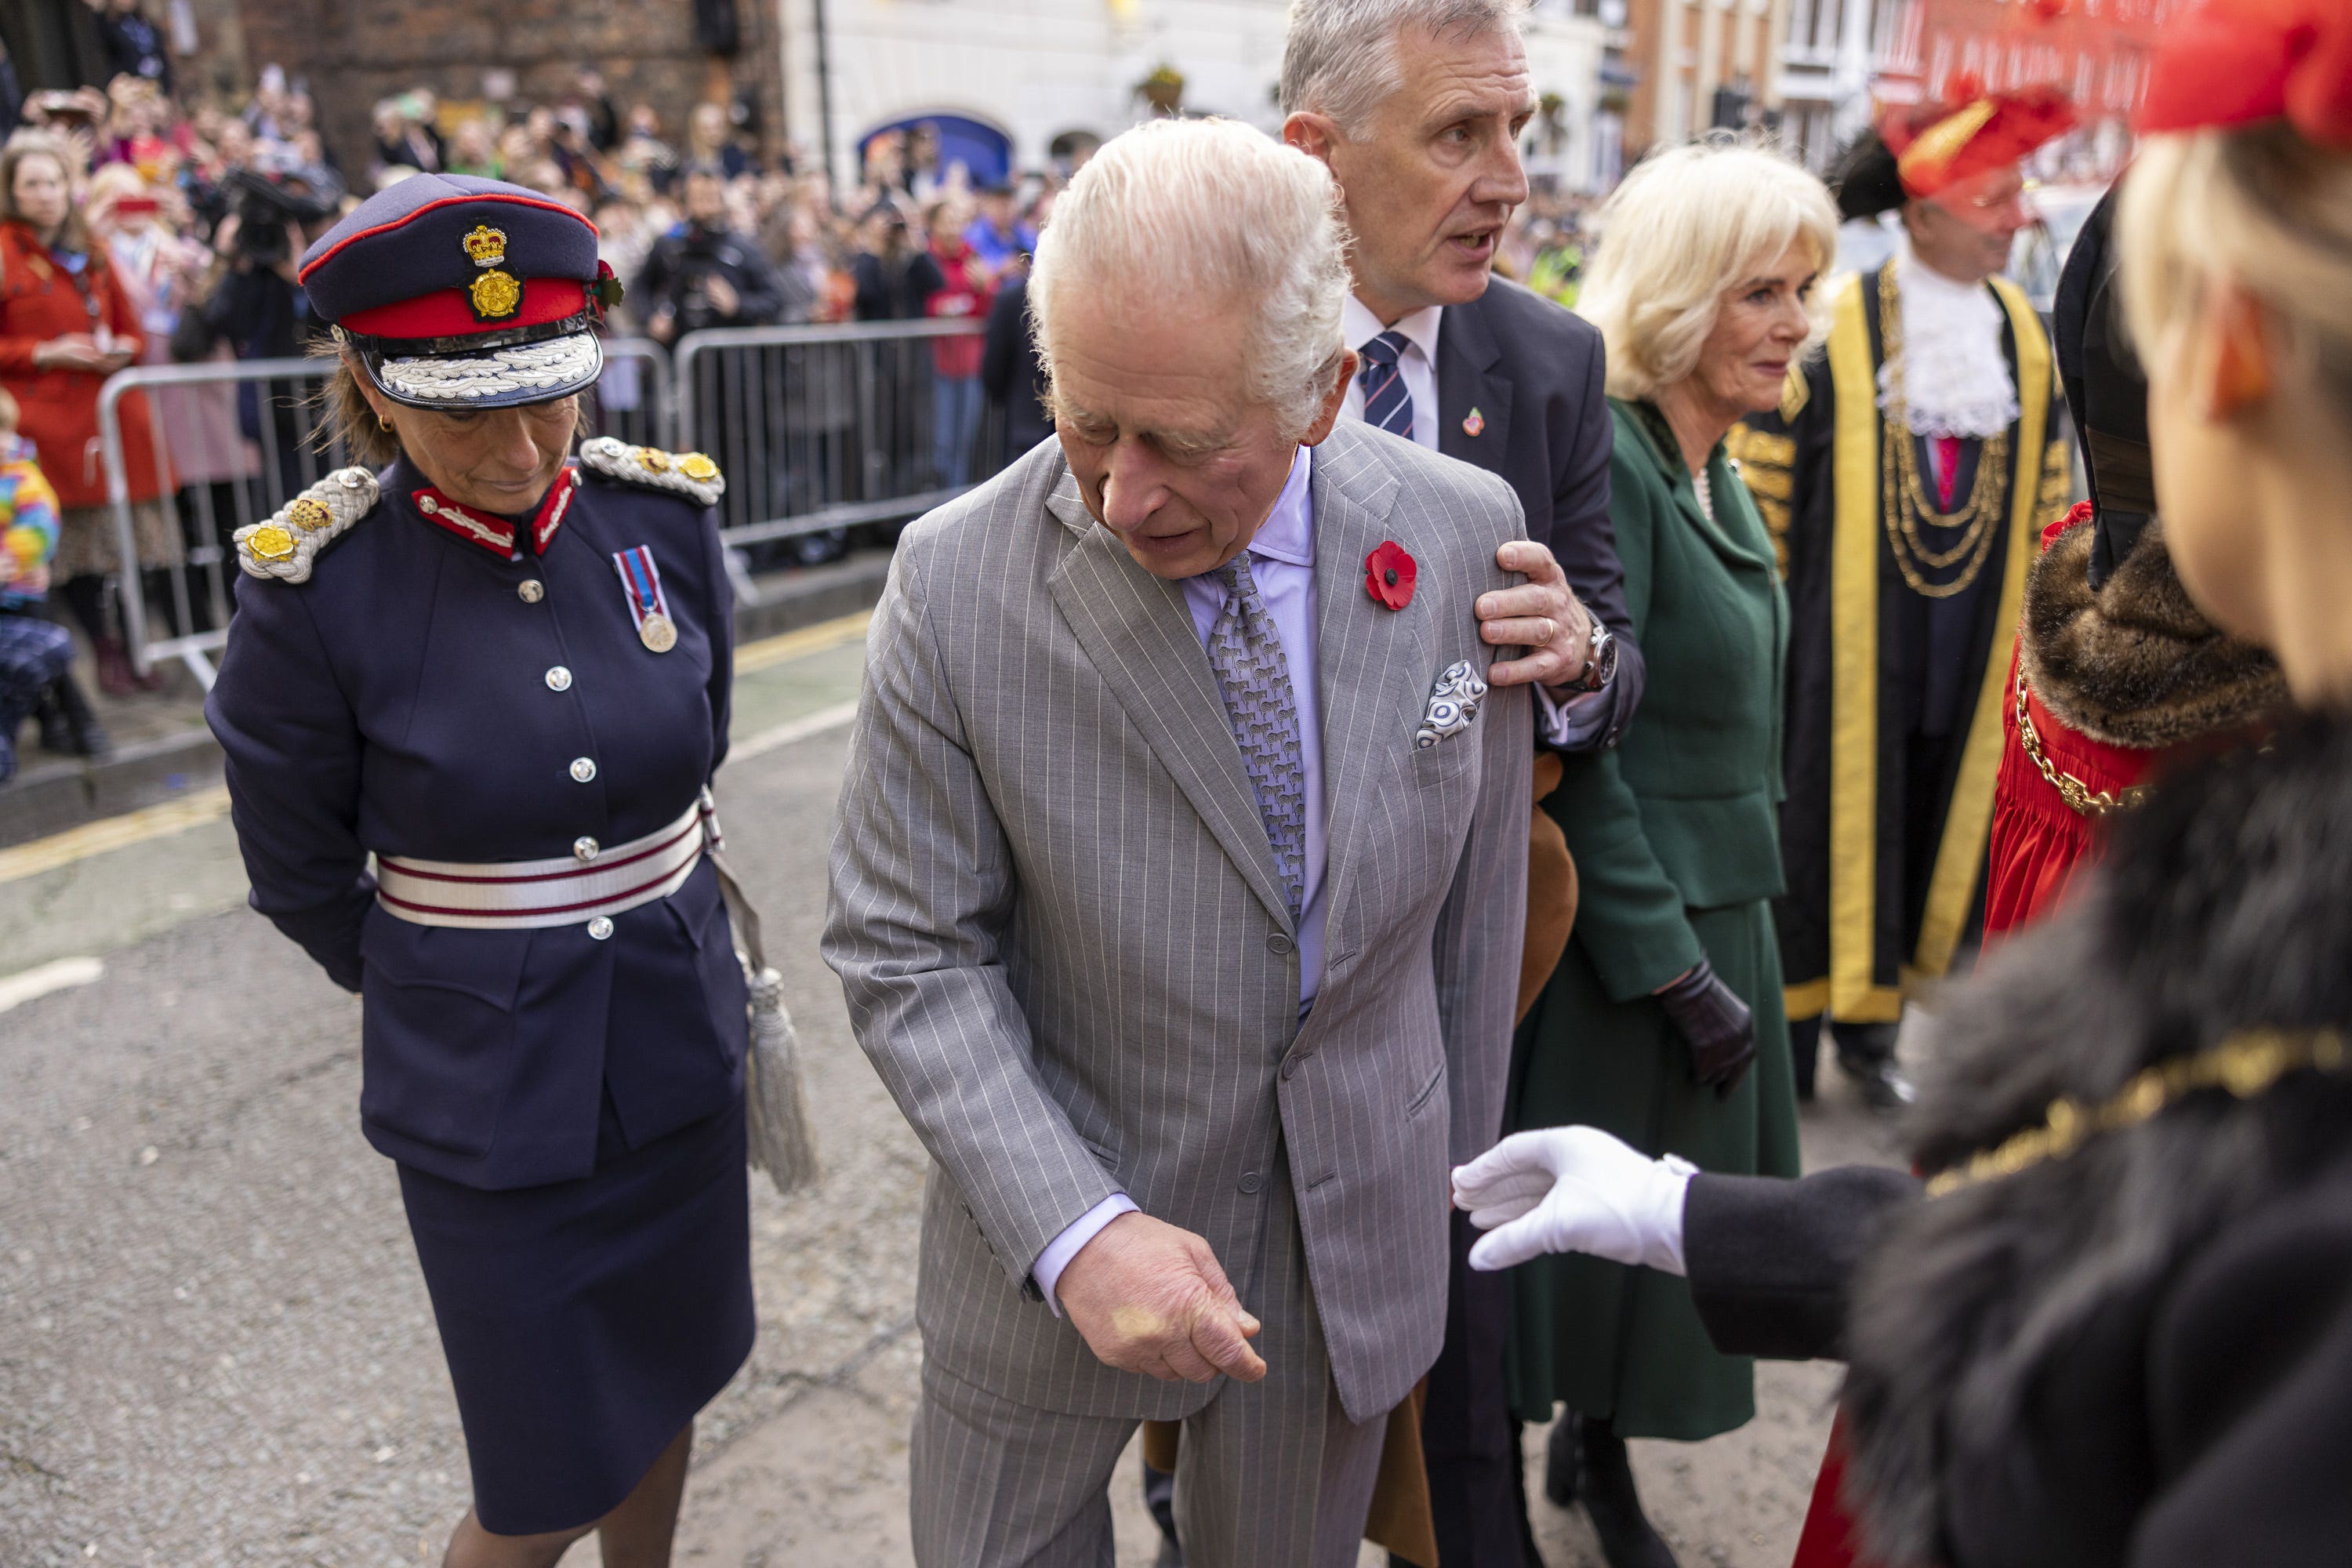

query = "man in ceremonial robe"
[[1730, 89, 2075, 1107]]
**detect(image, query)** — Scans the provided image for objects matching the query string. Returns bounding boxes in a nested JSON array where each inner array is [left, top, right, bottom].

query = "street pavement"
[[0, 616, 1903, 1567]]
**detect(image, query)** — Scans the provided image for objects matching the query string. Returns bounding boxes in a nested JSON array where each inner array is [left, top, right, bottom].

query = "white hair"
[[1279, 0, 1528, 136], [1576, 138, 1842, 402], [1028, 118, 1352, 438]]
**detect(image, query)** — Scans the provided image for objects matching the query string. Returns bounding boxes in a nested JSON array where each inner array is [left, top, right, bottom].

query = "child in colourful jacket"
[[0, 387, 82, 783]]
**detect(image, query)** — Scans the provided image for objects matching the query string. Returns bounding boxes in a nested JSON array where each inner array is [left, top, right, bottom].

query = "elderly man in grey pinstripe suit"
[[824, 118, 1578, 1567]]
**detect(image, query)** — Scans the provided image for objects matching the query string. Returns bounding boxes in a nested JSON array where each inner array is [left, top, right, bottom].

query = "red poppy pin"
[[1366, 541, 1417, 611]]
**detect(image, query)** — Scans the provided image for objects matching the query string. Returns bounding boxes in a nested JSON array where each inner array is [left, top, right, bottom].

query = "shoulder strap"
[[234, 467, 380, 584], [577, 436, 725, 508]]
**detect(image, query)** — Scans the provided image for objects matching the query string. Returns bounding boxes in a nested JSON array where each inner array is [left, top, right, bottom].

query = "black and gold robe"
[[1731, 264, 2071, 1026]]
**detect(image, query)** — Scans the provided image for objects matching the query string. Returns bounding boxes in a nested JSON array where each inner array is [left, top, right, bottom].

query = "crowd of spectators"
[[0, 26, 1069, 775]]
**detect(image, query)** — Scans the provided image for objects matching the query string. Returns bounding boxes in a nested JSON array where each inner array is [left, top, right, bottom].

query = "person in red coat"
[[1980, 185, 2283, 944], [0, 131, 176, 692]]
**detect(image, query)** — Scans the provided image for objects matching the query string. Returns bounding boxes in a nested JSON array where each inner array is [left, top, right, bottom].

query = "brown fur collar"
[[2018, 517, 2285, 748]]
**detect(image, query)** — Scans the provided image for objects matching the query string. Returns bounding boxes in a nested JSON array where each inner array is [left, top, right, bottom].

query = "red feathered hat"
[[1880, 79, 2077, 200], [2138, 0, 2352, 147]]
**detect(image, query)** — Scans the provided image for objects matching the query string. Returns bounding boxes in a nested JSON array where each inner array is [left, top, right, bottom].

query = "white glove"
[[1452, 1126, 1697, 1275]]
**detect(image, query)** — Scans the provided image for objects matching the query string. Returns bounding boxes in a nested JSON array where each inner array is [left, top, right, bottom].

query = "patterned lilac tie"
[[1205, 552, 1306, 919], [1356, 329, 1416, 442]]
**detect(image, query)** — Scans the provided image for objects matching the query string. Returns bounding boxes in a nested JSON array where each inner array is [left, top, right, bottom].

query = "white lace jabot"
[[1878, 237, 2019, 440]]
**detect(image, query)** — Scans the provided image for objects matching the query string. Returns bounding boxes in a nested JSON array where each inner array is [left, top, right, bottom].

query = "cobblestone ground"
[[0, 630, 1905, 1567]]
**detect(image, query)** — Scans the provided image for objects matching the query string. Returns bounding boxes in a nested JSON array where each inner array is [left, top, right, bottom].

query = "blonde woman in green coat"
[[1504, 141, 1841, 1568]]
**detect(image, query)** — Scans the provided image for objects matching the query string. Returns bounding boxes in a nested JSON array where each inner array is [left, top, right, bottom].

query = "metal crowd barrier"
[[672, 319, 1011, 601], [97, 337, 670, 688]]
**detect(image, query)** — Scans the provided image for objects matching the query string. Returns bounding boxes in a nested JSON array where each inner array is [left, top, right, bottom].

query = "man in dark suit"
[[1283, 1, 1645, 1562]]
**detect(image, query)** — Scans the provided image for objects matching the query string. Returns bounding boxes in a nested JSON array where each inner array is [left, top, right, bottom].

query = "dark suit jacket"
[[1437, 276, 1644, 746]]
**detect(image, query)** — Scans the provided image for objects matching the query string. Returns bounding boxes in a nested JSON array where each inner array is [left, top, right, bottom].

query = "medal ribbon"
[[612, 545, 670, 634]]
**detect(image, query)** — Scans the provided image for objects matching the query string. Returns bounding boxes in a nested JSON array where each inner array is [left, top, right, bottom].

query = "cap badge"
[[462, 225, 509, 267], [462, 224, 522, 322]]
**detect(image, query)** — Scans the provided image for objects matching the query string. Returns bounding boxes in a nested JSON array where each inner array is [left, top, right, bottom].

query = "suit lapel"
[[1309, 425, 1421, 960], [1436, 295, 1514, 470], [1043, 469, 1296, 932]]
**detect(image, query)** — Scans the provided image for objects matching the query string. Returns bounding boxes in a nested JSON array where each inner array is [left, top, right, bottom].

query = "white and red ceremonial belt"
[[375, 795, 715, 930]]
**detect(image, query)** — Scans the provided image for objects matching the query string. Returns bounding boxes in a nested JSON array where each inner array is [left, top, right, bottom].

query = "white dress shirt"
[[1033, 448, 1327, 1312], [1341, 297, 1443, 452]]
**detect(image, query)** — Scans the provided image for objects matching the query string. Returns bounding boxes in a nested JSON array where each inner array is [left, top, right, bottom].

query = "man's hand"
[[1054, 1211, 1266, 1384], [1479, 540, 1594, 689], [703, 274, 741, 318]]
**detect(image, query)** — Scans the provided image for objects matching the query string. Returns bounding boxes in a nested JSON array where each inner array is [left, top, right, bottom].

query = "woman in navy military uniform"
[[205, 174, 752, 1566]]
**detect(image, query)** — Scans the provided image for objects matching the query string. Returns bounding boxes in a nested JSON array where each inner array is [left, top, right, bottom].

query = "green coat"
[[1504, 397, 1804, 1439]]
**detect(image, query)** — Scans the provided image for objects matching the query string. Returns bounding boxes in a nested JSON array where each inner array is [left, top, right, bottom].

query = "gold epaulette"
[[578, 437, 725, 508], [234, 467, 379, 584]]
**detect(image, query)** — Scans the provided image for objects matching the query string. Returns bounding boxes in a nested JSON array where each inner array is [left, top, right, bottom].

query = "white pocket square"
[[1415, 659, 1490, 749]]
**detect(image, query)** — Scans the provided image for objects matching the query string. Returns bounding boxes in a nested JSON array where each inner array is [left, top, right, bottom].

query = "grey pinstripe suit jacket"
[[822, 419, 1532, 1425]]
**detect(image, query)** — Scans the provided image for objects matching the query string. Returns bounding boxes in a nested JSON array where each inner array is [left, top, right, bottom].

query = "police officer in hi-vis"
[[205, 174, 750, 1567]]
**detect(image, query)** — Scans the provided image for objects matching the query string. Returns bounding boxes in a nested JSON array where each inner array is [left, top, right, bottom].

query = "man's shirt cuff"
[[1536, 681, 1613, 750], [1033, 1192, 1139, 1316]]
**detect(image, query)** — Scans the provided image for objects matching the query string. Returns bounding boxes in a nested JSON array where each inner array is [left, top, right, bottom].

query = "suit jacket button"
[[517, 579, 544, 603], [1280, 1056, 1301, 1081], [1237, 1171, 1263, 1195], [1266, 933, 1295, 956], [573, 837, 600, 862], [586, 916, 614, 940], [545, 665, 573, 691], [569, 757, 597, 783]]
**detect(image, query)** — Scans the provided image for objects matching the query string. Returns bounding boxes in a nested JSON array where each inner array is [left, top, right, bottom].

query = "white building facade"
[[775, 0, 1615, 191]]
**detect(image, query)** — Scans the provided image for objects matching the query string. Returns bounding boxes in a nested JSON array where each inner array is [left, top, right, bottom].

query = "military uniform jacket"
[[205, 455, 746, 1189]]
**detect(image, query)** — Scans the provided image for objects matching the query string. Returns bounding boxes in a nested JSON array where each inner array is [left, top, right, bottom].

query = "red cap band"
[[340, 276, 593, 342]]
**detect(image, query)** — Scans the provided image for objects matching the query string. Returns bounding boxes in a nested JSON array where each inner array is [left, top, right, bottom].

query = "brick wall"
[[179, 0, 786, 179]]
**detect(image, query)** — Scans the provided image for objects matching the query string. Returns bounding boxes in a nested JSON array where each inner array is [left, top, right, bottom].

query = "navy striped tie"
[[1357, 330, 1416, 442]]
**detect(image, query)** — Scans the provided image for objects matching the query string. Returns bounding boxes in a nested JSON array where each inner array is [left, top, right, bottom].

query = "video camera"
[[223, 165, 344, 269]]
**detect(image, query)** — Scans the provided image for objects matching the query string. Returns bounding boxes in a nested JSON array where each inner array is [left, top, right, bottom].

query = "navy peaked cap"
[[298, 175, 601, 328]]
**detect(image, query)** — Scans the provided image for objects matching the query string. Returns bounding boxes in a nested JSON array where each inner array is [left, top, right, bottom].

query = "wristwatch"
[[1573, 619, 1617, 694]]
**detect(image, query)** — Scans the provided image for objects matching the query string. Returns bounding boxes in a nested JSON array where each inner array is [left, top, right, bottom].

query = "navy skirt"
[[398, 1091, 755, 1535]]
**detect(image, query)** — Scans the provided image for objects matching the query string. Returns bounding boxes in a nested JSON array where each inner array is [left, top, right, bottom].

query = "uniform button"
[[517, 579, 544, 604], [1237, 1171, 1263, 1195], [544, 665, 573, 692], [586, 916, 614, 940], [569, 757, 597, 783], [573, 837, 600, 862], [1266, 932, 1296, 956]]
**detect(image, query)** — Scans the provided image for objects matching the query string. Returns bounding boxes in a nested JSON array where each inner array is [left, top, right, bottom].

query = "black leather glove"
[[1656, 956, 1755, 1098]]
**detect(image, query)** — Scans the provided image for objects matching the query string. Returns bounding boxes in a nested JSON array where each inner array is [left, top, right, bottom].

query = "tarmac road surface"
[[0, 614, 1901, 1566]]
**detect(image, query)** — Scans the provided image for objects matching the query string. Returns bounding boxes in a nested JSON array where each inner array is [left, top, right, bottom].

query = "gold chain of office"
[[2012, 670, 2154, 817], [1878, 266, 2009, 599], [1924, 1028, 2350, 1197]]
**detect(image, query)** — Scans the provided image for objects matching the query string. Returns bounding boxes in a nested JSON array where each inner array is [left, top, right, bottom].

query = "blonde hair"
[[2118, 121, 2352, 423], [1029, 118, 1352, 439], [1576, 138, 1841, 401], [0, 383, 18, 433]]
